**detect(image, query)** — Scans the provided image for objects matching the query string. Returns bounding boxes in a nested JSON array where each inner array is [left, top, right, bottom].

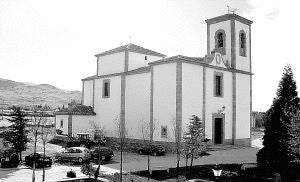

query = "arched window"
[[217, 33, 224, 48], [214, 29, 226, 55], [239, 30, 246, 57]]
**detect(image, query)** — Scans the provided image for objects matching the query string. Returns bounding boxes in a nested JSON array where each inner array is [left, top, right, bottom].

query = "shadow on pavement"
[[0, 168, 21, 180]]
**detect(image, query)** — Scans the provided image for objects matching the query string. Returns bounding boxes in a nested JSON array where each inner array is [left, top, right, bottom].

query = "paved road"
[[0, 146, 259, 182], [106, 147, 259, 172]]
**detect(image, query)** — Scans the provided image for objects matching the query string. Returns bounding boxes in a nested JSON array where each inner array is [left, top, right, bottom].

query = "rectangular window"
[[102, 79, 110, 98], [60, 119, 63, 128], [145, 56, 147, 60], [161, 126, 167, 138], [214, 72, 223, 97]]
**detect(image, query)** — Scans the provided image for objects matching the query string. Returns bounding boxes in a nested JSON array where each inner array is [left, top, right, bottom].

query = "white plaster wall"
[[209, 20, 231, 65], [182, 63, 203, 134], [55, 115, 69, 135], [128, 52, 163, 71], [205, 68, 232, 140], [93, 76, 121, 137], [83, 80, 93, 107], [98, 52, 125, 75], [235, 21, 250, 72], [71, 115, 95, 137], [235, 73, 251, 139], [125, 72, 151, 139], [153, 63, 176, 142]]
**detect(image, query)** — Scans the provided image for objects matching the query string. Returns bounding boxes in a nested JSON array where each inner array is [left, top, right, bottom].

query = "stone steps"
[[207, 145, 240, 151]]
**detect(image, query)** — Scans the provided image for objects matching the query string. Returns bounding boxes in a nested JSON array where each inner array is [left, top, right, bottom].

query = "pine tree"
[[4, 106, 30, 160], [184, 115, 207, 168], [257, 65, 300, 171]]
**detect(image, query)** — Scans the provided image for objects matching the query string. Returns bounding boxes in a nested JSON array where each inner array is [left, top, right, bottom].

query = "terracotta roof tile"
[[55, 104, 96, 116]]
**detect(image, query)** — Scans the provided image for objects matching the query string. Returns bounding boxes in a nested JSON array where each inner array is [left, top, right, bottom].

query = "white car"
[[56, 147, 91, 163]]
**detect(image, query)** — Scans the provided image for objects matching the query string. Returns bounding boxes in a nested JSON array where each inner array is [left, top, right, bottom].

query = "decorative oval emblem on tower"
[[215, 52, 222, 64]]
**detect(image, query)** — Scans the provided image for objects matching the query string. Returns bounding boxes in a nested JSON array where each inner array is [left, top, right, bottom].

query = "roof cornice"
[[149, 55, 253, 75], [82, 66, 151, 81], [95, 43, 166, 58], [205, 14, 253, 25]]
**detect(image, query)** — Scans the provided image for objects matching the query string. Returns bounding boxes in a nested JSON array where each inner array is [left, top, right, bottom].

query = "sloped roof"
[[95, 43, 166, 57], [205, 13, 253, 25], [82, 66, 151, 81], [55, 104, 96, 116], [148, 55, 204, 65]]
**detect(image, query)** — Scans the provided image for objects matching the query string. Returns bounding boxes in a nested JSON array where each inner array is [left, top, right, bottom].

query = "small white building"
[[56, 13, 253, 146], [55, 104, 96, 137]]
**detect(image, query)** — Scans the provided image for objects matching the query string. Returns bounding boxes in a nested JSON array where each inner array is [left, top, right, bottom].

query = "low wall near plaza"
[[47, 177, 109, 182], [105, 137, 178, 153]]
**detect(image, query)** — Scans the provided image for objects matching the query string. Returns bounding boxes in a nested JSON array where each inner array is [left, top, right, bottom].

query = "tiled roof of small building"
[[95, 43, 166, 57], [55, 104, 96, 116]]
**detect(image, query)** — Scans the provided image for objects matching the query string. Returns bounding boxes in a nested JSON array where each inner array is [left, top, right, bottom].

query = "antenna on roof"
[[129, 35, 132, 44], [227, 5, 238, 14]]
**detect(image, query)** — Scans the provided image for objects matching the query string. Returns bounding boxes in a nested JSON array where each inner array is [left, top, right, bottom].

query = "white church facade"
[[55, 13, 253, 146]]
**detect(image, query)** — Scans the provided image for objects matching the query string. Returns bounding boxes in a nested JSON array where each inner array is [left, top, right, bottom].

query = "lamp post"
[[212, 164, 222, 180]]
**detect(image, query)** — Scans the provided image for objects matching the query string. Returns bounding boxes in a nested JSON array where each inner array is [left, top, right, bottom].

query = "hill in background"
[[0, 78, 81, 109]]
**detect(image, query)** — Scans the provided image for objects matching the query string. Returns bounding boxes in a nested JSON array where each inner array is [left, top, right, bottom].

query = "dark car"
[[90, 147, 114, 161], [25, 152, 52, 168], [138, 144, 166, 156], [0, 149, 19, 168]]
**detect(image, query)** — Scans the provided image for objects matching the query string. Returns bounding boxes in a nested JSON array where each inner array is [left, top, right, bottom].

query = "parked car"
[[0, 149, 19, 168], [137, 144, 166, 156], [25, 152, 52, 168], [55, 147, 91, 163], [90, 146, 114, 161]]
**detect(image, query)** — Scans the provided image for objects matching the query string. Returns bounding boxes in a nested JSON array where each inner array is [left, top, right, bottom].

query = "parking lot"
[[1, 145, 259, 182]]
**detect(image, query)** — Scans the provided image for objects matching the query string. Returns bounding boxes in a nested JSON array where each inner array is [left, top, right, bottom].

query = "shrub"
[[66, 138, 97, 149], [81, 163, 96, 178], [56, 129, 63, 135], [66, 169, 76, 178]]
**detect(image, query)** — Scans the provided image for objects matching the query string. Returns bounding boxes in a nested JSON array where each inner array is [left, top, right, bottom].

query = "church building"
[[55, 13, 253, 146]]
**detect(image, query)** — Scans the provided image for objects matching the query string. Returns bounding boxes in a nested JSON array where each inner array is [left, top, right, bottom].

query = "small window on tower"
[[145, 56, 148, 60], [239, 30, 246, 57], [60, 119, 63, 128], [102, 79, 110, 98], [161, 126, 167, 138]]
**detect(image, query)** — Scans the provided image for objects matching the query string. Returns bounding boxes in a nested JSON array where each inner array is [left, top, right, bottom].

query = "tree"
[[138, 119, 156, 180], [89, 121, 106, 181], [169, 116, 182, 180], [30, 109, 50, 182], [291, 111, 300, 159], [3, 106, 30, 161], [113, 115, 128, 182], [252, 111, 266, 128], [183, 115, 207, 168], [39, 115, 54, 182], [90, 121, 106, 145], [257, 65, 300, 172]]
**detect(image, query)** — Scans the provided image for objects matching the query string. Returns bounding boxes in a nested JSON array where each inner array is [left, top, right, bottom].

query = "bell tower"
[[205, 14, 253, 72], [205, 14, 253, 146]]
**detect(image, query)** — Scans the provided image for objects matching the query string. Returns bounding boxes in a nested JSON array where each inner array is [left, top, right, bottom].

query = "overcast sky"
[[0, 0, 299, 111]]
